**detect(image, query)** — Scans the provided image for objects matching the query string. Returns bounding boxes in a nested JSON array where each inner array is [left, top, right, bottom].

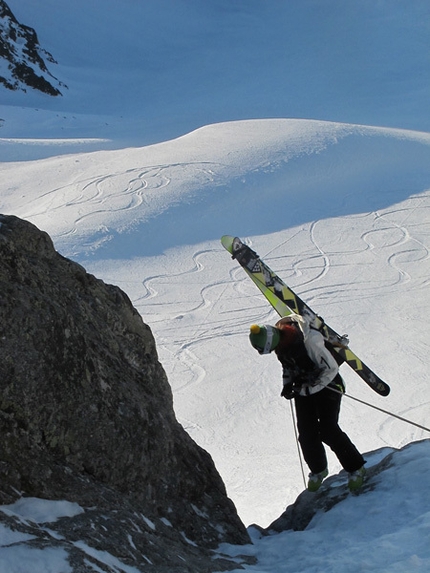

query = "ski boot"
[[348, 466, 366, 492], [307, 468, 329, 492]]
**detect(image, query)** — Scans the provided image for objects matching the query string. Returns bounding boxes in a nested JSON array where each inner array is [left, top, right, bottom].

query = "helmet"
[[249, 324, 280, 354]]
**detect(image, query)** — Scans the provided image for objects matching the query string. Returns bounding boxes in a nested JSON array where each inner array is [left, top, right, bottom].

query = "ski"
[[221, 235, 390, 396]]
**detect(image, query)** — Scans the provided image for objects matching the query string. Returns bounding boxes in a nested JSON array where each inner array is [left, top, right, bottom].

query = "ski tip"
[[220, 235, 236, 252]]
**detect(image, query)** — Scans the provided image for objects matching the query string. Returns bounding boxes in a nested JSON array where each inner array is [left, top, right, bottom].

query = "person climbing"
[[249, 314, 366, 493]]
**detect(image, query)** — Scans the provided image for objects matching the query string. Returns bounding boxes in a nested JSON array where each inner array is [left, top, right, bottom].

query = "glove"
[[281, 381, 297, 400]]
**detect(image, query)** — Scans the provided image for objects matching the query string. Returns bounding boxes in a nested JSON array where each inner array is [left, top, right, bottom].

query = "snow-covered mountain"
[[1, 0, 430, 145], [0, 0, 63, 95], [1, 1, 430, 571]]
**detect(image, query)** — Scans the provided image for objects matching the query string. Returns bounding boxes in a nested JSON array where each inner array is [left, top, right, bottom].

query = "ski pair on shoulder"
[[221, 235, 390, 396]]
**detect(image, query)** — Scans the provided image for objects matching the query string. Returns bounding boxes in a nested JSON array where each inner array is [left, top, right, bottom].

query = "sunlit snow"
[[1, 1, 430, 571]]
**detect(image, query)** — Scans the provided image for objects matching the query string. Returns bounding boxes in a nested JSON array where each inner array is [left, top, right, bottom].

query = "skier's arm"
[[297, 329, 338, 396]]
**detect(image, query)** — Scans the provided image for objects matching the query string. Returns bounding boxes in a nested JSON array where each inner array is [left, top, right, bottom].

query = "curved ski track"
[[134, 248, 256, 394], [136, 189, 430, 397], [21, 161, 223, 247]]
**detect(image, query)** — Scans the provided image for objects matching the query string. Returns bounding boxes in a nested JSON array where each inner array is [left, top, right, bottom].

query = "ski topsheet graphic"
[[221, 235, 390, 396]]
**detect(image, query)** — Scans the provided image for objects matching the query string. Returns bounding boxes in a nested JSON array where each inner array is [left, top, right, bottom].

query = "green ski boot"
[[348, 467, 366, 492], [307, 468, 329, 492]]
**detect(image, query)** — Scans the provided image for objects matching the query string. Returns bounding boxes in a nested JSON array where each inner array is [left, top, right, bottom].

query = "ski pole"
[[289, 400, 307, 489], [329, 386, 430, 434]]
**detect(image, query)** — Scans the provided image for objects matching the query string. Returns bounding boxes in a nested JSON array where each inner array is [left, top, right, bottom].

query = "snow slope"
[[1, 1, 430, 571], [216, 441, 430, 573], [2, 117, 430, 530]]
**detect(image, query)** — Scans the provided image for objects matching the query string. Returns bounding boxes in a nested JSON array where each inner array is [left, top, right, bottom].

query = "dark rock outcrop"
[[0, 214, 251, 572], [0, 1, 65, 95]]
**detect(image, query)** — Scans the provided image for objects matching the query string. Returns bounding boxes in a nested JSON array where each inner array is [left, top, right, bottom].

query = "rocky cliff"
[[0, 1, 64, 95], [0, 214, 251, 572]]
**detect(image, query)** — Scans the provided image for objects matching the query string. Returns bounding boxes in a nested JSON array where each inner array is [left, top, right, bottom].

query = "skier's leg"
[[315, 383, 365, 473], [294, 395, 327, 474]]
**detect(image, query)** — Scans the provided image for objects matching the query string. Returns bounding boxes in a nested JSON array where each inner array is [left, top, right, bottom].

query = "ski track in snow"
[[376, 389, 430, 450], [290, 194, 430, 311], [137, 190, 430, 403], [134, 248, 259, 394], [19, 162, 222, 243], [137, 250, 209, 304], [140, 194, 430, 500]]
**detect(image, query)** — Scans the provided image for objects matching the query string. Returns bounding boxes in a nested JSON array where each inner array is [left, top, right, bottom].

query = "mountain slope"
[[1, 1, 430, 570], [1, 119, 429, 259]]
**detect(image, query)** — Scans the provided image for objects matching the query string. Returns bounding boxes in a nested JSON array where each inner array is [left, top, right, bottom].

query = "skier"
[[249, 314, 366, 493]]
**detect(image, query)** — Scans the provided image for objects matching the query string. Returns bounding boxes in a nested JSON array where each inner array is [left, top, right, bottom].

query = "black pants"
[[294, 378, 365, 474]]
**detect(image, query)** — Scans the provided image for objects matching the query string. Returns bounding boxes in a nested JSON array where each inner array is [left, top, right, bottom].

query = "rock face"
[[0, 214, 250, 572], [0, 1, 64, 95]]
